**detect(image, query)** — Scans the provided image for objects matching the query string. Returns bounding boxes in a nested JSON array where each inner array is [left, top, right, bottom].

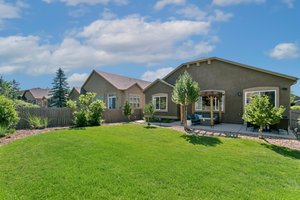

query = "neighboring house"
[[144, 57, 298, 130], [22, 88, 51, 107], [69, 87, 81, 101], [81, 70, 151, 122]]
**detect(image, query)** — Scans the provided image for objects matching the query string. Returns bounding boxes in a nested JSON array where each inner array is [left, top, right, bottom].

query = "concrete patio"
[[137, 121, 297, 139]]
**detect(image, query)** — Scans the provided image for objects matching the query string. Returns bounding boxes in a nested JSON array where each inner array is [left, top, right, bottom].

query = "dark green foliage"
[[122, 100, 133, 122], [50, 68, 69, 107], [0, 95, 19, 131], [0, 76, 20, 100]]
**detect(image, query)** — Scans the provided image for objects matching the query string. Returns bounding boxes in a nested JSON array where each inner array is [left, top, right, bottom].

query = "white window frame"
[[107, 93, 117, 109], [152, 94, 168, 112], [129, 94, 141, 109], [195, 95, 225, 112], [244, 90, 277, 107]]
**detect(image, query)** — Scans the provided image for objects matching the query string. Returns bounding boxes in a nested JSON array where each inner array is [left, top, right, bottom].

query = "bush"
[[0, 125, 8, 137], [0, 95, 19, 131], [14, 100, 40, 108], [28, 115, 48, 129], [144, 103, 155, 127], [70, 93, 106, 127], [88, 100, 106, 126], [291, 106, 300, 111], [122, 101, 133, 122]]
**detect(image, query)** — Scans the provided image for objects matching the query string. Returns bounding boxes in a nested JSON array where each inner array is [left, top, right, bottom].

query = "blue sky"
[[0, 0, 299, 94]]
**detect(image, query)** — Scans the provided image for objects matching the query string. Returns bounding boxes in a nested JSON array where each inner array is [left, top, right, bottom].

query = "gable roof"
[[23, 88, 51, 99], [70, 87, 81, 94], [163, 57, 298, 84], [143, 79, 174, 92], [94, 70, 151, 90]]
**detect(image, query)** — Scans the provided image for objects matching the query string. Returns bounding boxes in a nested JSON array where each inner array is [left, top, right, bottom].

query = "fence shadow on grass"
[[181, 134, 222, 147], [144, 126, 157, 129], [261, 143, 300, 160]]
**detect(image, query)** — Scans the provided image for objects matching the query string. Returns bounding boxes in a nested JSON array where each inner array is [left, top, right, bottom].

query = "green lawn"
[[0, 125, 300, 199]]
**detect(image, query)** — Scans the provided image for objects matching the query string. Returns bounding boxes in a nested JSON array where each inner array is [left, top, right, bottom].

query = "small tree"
[[144, 103, 155, 127], [50, 68, 69, 107], [88, 100, 106, 126], [172, 71, 200, 128], [243, 95, 285, 138], [122, 100, 133, 122], [0, 76, 20, 100]]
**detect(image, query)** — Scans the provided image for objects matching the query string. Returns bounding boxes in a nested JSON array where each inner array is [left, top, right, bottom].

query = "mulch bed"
[[0, 127, 68, 146]]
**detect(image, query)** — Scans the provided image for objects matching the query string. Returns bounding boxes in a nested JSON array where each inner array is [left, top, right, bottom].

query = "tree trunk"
[[259, 125, 264, 139], [183, 105, 187, 128]]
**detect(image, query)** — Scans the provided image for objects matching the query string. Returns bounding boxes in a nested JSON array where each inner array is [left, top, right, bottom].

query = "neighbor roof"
[[94, 70, 151, 90], [24, 88, 51, 99], [72, 87, 81, 93], [163, 57, 298, 84], [143, 79, 174, 92]]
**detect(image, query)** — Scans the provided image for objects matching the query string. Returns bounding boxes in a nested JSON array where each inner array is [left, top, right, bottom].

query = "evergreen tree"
[[50, 68, 69, 107], [0, 76, 20, 100]]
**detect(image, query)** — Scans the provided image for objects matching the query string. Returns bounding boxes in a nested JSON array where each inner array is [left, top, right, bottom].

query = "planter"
[[187, 120, 192, 127]]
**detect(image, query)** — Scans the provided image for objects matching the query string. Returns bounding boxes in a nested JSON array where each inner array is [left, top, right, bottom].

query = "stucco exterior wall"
[[147, 59, 294, 124], [144, 81, 178, 118]]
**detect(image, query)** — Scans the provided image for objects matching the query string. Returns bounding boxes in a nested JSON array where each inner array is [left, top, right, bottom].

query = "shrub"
[[88, 100, 106, 126], [28, 115, 48, 129], [70, 93, 106, 127], [0, 125, 8, 137], [14, 100, 40, 108], [144, 103, 155, 127], [0, 95, 19, 131], [291, 105, 300, 111], [122, 101, 133, 122]]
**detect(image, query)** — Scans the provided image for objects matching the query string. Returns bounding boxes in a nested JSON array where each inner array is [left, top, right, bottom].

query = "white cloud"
[[0, 1, 27, 22], [154, 0, 185, 10], [68, 6, 90, 17], [43, 0, 128, 6], [176, 4, 233, 22], [269, 43, 299, 59], [67, 73, 89, 87], [101, 8, 116, 19], [141, 67, 174, 81], [0, 16, 214, 75], [212, 0, 265, 6], [282, 0, 294, 8]]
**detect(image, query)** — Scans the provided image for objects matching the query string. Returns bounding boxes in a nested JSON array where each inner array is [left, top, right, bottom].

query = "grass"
[[0, 124, 299, 199]]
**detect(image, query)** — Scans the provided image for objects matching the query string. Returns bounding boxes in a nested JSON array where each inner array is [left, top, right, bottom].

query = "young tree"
[[0, 76, 20, 100], [122, 100, 133, 122], [144, 103, 155, 127], [50, 68, 69, 107], [243, 95, 285, 138], [172, 71, 200, 128]]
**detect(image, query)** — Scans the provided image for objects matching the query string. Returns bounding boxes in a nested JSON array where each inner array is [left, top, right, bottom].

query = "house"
[[81, 70, 151, 122], [22, 88, 51, 107], [144, 57, 298, 130], [69, 87, 81, 101]]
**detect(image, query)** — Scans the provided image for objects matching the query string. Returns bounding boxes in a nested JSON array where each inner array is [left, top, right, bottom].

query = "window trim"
[[129, 94, 141, 109], [244, 89, 277, 108], [107, 93, 117, 109], [152, 94, 168, 112]]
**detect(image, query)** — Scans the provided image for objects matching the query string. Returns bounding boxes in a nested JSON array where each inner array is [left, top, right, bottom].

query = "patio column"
[[210, 95, 214, 127], [218, 95, 222, 123]]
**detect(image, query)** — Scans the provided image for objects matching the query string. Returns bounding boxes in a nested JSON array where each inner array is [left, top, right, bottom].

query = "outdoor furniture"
[[200, 118, 211, 126], [188, 114, 202, 125], [201, 113, 219, 124]]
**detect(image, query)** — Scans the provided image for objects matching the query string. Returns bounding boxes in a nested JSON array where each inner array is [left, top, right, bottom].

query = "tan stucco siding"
[[125, 84, 145, 109], [82, 72, 122, 109], [23, 91, 35, 102], [162, 60, 294, 123], [69, 90, 80, 101], [144, 81, 178, 119]]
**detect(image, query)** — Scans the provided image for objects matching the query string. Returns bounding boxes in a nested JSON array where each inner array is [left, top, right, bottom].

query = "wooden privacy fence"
[[17, 108, 73, 129], [290, 110, 300, 130]]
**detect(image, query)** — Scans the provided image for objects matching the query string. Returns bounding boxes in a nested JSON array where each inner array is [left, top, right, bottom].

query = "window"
[[108, 94, 116, 109], [195, 95, 225, 112], [129, 95, 140, 109], [245, 90, 276, 107], [152, 95, 167, 111]]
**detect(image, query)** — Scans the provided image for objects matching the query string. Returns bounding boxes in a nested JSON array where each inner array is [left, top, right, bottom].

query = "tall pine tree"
[[50, 68, 69, 107]]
